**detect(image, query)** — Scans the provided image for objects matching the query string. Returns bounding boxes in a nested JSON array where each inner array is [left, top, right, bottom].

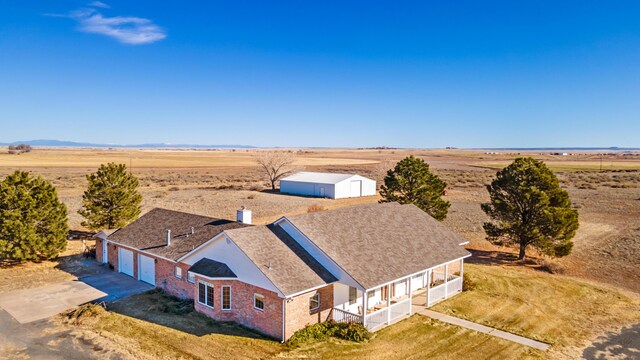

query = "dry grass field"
[[1, 147, 639, 358]]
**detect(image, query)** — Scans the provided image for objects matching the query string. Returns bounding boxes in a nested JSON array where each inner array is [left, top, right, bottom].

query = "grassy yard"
[[59, 264, 640, 359], [432, 264, 640, 355]]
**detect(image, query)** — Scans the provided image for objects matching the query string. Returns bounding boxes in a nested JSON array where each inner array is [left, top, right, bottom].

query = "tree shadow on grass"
[[582, 324, 640, 360], [106, 289, 274, 340], [465, 249, 538, 267]]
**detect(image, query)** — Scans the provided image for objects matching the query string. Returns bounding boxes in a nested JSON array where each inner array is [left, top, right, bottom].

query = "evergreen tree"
[[482, 157, 579, 260], [379, 156, 450, 220], [0, 171, 68, 262], [79, 163, 142, 230]]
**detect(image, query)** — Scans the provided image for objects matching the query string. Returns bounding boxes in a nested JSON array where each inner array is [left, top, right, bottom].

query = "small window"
[[367, 290, 375, 301], [309, 292, 320, 311], [222, 286, 231, 310], [254, 294, 265, 311], [175, 267, 182, 279], [349, 287, 358, 305], [187, 272, 195, 283], [198, 281, 214, 308]]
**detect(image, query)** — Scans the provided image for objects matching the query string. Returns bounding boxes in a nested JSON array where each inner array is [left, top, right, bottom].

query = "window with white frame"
[[349, 286, 358, 305], [309, 292, 320, 311], [221, 286, 231, 310], [175, 266, 182, 279], [187, 271, 195, 283], [198, 281, 214, 308], [254, 293, 264, 311]]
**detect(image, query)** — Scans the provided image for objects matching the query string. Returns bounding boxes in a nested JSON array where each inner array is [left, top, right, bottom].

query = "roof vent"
[[191, 226, 195, 235], [237, 207, 252, 224], [166, 229, 171, 246], [267, 261, 272, 270]]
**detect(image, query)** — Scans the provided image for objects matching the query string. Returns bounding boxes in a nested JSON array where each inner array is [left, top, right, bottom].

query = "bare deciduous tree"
[[255, 151, 296, 190]]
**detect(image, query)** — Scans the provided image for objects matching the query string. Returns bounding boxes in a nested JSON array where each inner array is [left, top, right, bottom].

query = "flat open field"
[[1, 147, 639, 295]]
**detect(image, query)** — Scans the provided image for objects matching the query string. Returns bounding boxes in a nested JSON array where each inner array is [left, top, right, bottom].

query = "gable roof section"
[[224, 224, 337, 297], [284, 203, 470, 289], [189, 258, 237, 278], [108, 208, 251, 261], [280, 171, 358, 185]]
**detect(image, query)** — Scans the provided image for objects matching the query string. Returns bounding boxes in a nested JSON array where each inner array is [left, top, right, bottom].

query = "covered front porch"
[[331, 258, 465, 331]]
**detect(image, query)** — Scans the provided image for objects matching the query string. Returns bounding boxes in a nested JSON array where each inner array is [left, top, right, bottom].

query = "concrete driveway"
[[0, 263, 152, 324]]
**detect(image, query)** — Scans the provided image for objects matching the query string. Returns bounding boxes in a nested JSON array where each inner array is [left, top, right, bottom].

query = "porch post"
[[460, 258, 464, 292], [426, 269, 431, 307], [362, 289, 367, 327], [444, 262, 449, 299], [408, 276, 413, 315], [386, 284, 391, 324]]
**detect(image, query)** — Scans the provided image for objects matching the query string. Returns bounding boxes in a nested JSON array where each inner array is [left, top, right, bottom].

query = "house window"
[[254, 294, 265, 311], [187, 272, 195, 283], [349, 287, 358, 305], [175, 267, 182, 279], [222, 286, 231, 310], [198, 281, 214, 308], [309, 292, 320, 311]]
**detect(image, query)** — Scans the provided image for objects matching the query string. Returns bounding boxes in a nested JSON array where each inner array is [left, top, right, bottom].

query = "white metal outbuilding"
[[280, 172, 376, 199]]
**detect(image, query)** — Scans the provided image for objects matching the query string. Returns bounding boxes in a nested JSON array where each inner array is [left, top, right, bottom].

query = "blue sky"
[[1, 1, 639, 148]]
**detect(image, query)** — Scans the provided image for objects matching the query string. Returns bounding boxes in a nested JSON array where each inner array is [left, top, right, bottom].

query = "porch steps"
[[416, 309, 550, 351]]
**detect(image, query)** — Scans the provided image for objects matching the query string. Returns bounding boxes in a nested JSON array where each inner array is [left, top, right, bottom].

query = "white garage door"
[[350, 180, 362, 197], [138, 254, 155, 285], [118, 248, 134, 277]]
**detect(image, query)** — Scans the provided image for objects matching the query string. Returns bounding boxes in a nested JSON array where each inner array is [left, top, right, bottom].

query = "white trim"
[[197, 280, 214, 309], [364, 254, 471, 292], [187, 271, 195, 283], [275, 217, 366, 290], [192, 274, 238, 282], [221, 285, 232, 311], [281, 298, 286, 343], [253, 293, 265, 311], [176, 232, 226, 262], [309, 292, 320, 312], [458, 241, 470, 246], [284, 282, 335, 299]]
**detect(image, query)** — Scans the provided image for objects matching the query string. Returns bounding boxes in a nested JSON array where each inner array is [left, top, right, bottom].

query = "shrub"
[[287, 320, 370, 347], [462, 272, 476, 291], [538, 258, 566, 274], [307, 204, 327, 213], [66, 303, 107, 325], [247, 194, 256, 200]]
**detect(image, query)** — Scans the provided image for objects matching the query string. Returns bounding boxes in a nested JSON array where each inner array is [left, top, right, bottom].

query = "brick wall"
[[156, 259, 194, 299], [107, 241, 119, 271], [193, 276, 284, 340], [95, 238, 104, 263], [283, 285, 333, 339]]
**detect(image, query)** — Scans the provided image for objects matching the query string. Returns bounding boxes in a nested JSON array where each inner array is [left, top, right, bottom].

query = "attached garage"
[[280, 172, 376, 199], [138, 254, 156, 285], [118, 248, 134, 277]]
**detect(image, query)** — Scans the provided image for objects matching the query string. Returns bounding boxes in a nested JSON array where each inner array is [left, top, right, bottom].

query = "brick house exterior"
[[96, 204, 471, 342], [193, 276, 284, 339], [283, 285, 334, 339]]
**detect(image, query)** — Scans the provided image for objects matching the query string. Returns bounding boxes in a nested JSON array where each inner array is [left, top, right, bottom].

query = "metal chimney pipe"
[[166, 229, 171, 246]]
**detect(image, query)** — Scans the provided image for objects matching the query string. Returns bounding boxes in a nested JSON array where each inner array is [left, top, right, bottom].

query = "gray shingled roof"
[[285, 203, 470, 289], [108, 208, 251, 261], [224, 224, 337, 297], [189, 258, 237, 278]]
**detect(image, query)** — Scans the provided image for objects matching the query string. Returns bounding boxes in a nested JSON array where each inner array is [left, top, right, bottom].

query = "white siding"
[[276, 219, 361, 289], [333, 175, 376, 199], [280, 180, 335, 198], [182, 234, 283, 297], [334, 283, 364, 314]]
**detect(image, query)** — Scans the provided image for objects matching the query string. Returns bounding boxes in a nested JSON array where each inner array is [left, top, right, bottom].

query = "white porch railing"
[[428, 275, 462, 305], [365, 307, 388, 331], [332, 308, 363, 324], [389, 298, 411, 323]]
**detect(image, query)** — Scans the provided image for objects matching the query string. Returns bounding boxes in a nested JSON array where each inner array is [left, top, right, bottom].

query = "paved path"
[[417, 308, 550, 351], [0, 262, 152, 324]]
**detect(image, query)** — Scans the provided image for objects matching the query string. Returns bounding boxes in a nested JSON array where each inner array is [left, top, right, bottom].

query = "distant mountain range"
[[0, 139, 256, 149]]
